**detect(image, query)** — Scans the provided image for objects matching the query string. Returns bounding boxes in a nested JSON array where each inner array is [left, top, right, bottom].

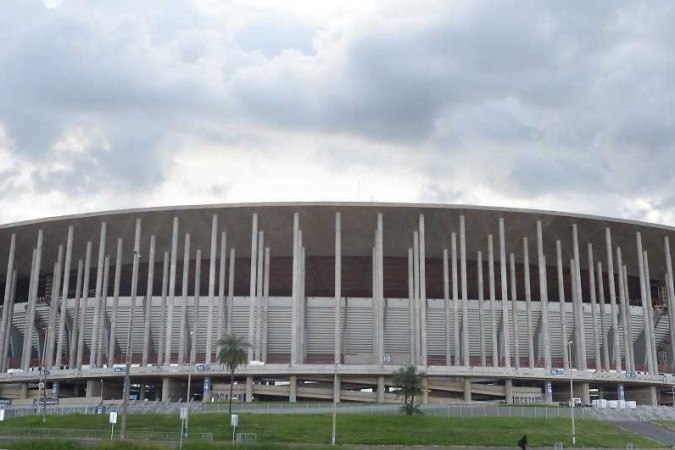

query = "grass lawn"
[[1, 413, 664, 448]]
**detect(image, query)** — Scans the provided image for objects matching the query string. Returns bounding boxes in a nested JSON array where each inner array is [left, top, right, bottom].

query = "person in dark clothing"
[[517, 434, 528, 450]]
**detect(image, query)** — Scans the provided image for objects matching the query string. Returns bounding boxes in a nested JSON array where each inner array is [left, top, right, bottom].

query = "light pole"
[[185, 331, 194, 437], [120, 247, 141, 439], [331, 362, 337, 446], [568, 340, 576, 446]]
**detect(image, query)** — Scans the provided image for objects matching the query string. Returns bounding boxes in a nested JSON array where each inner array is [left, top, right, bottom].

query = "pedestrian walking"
[[518, 434, 528, 450]]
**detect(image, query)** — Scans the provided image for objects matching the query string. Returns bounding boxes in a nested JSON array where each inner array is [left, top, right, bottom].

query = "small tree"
[[215, 332, 251, 413], [392, 365, 424, 416]]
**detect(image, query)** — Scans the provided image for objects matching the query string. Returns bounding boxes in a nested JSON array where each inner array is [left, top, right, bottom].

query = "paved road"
[[614, 421, 675, 445]]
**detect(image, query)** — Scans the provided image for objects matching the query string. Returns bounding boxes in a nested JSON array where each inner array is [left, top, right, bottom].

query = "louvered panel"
[[306, 297, 333, 354], [426, 299, 444, 355], [344, 298, 372, 354], [268, 297, 291, 354], [479, 300, 496, 359], [231, 297, 249, 341], [384, 298, 409, 353]]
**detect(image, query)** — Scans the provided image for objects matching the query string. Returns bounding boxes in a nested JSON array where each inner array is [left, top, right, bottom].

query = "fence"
[[0, 427, 213, 442]]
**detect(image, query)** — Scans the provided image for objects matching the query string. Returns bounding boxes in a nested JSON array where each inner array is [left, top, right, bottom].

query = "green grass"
[[0, 413, 664, 447]]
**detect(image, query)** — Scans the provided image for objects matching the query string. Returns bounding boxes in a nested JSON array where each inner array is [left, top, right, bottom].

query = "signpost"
[[231, 413, 239, 442], [179, 407, 188, 449], [0, 409, 5, 422], [109, 411, 117, 440]]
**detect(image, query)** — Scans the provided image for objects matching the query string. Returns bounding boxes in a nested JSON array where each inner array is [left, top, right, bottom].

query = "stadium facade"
[[1, 202, 675, 406]]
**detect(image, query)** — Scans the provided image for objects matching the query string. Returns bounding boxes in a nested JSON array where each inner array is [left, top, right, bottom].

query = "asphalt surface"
[[614, 421, 675, 445]]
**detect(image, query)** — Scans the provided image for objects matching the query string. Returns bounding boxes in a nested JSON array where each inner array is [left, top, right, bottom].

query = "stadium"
[[0, 202, 674, 406]]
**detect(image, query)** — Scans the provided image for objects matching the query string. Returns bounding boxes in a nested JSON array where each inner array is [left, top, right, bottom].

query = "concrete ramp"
[[614, 421, 675, 445]]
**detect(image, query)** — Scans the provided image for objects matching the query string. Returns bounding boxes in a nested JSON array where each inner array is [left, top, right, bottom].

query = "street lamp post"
[[185, 331, 194, 437], [568, 340, 576, 446], [331, 363, 337, 445], [120, 247, 141, 439]]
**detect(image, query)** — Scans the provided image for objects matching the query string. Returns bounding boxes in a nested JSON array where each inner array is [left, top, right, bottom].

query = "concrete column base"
[[505, 379, 513, 404], [20, 384, 28, 399], [162, 378, 171, 402], [463, 378, 472, 403], [421, 377, 429, 404], [289, 376, 297, 402], [333, 375, 341, 403], [245, 377, 253, 402], [377, 376, 385, 403], [139, 385, 146, 401], [86, 379, 100, 398], [580, 382, 590, 405]]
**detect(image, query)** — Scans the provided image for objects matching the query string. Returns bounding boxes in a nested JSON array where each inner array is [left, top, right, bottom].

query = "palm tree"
[[392, 365, 424, 416], [215, 332, 251, 413]]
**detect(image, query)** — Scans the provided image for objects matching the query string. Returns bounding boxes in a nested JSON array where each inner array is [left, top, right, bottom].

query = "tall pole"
[[331, 362, 337, 445], [568, 340, 576, 445], [40, 327, 48, 424], [121, 219, 141, 439]]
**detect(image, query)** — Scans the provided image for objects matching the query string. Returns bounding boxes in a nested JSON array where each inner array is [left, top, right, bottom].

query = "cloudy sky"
[[1, 0, 675, 225]]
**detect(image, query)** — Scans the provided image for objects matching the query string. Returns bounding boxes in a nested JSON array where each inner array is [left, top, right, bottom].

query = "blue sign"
[[197, 364, 210, 371], [551, 369, 564, 376], [113, 367, 127, 373]]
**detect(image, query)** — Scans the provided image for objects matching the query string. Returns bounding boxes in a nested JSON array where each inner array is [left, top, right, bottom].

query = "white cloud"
[[1, 0, 675, 226]]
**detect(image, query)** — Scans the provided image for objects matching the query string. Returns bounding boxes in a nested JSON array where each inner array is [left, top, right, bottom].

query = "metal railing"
[[0, 426, 213, 442]]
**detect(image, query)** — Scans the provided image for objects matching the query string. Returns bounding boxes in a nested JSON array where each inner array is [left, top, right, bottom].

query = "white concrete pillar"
[[22, 249, 37, 369], [637, 244, 654, 373], [505, 379, 513, 404], [451, 233, 459, 365], [165, 217, 179, 365], [300, 241, 306, 361], [587, 243, 601, 370], [443, 248, 451, 365], [460, 215, 469, 367], [206, 214, 217, 365], [488, 235, 498, 367], [178, 233, 190, 364], [523, 238, 534, 368], [55, 227, 73, 368], [1, 270, 17, 372], [418, 214, 428, 366], [108, 239, 123, 366], [663, 236, 675, 371], [509, 253, 520, 368], [227, 247, 235, 333], [377, 376, 385, 403], [125, 219, 142, 368], [22, 230, 44, 370], [622, 265, 635, 371], [333, 374, 341, 403], [90, 222, 107, 367], [643, 251, 658, 372], [597, 261, 610, 371], [46, 245, 64, 369], [463, 377, 472, 403], [218, 232, 227, 336], [245, 377, 253, 402], [76, 241, 92, 369], [190, 249, 202, 365], [377, 213, 384, 366], [498, 219, 511, 367], [157, 251, 169, 366], [605, 228, 622, 371], [413, 232, 421, 365], [289, 375, 297, 402], [262, 247, 270, 363], [477, 251, 486, 367], [536, 221, 551, 369], [95, 255, 109, 368], [69, 259, 83, 368], [248, 214, 258, 361], [408, 247, 416, 365], [571, 224, 587, 369], [255, 231, 265, 361], [142, 235, 156, 366], [556, 240, 569, 369], [0, 234, 16, 371], [334, 212, 342, 365], [570, 258, 581, 367], [291, 212, 300, 366], [616, 248, 633, 371]]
